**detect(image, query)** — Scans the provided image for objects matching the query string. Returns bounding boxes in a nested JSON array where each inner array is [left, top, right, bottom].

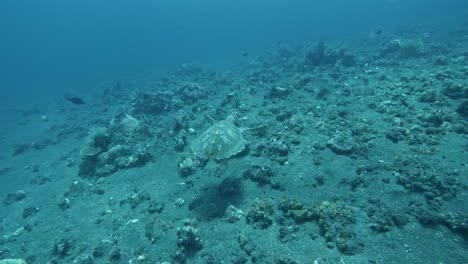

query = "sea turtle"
[[191, 116, 247, 160]]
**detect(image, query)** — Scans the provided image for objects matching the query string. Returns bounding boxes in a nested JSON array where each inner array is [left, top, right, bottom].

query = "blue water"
[[1, 0, 466, 105]]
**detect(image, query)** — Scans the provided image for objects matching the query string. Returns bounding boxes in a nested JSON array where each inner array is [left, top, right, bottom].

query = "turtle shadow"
[[188, 177, 244, 221]]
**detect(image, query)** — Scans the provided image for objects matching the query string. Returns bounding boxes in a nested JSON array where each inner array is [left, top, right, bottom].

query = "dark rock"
[[418, 89, 439, 103], [440, 212, 468, 238], [386, 127, 409, 143], [314, 175, 325, 186], [57, 197, 71, 210], [92, 242, 110, 258], [0, 167, 11, 176], [148, 201, 165, 214], [336, 237, 364, 256], [3, 190, 26, 206], [52, 238, 73, 258], [411, 204, 440, 226], [456, 100, 468, 118], [278, 198, 314, 223], [367, 201, 409, 232], [23, 223, 33, 232], [268, 141, 289, 156], [243, 164, 275, 185], [30, 175, 50, 185], [127, 190, 151, 209], [420, 111, 445, 127], [341, 176, 368, 191], [275, 111, 292, 122], [171, 250, 186, 264], [12, 144, 31, 156], [109, 247, 121, 261], [22, 207, 39, 218]]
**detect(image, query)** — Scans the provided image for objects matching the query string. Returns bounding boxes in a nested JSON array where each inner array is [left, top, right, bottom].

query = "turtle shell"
[[191, 119, 246, 160]]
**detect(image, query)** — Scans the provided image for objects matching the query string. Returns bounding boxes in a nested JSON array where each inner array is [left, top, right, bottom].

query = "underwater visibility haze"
[[0, 0, 467, 263]]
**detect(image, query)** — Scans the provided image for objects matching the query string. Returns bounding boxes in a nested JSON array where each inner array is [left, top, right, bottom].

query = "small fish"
[[65, 96, 85, 105], [242, 52, 249, 57]]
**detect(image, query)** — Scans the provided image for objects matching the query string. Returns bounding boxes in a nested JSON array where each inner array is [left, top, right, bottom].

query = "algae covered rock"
[[312, 201, 363, 255], [191, 117, 247, 160], [243, 164, 275, 185], [246, 198, 274, 229], [109, 112, 140, 134], [178, 156, 199, 176], [78, 125, 151, 177], [173, 219, 203, 262], [80, 127, 111, 157], [78, 127, 111, 176]]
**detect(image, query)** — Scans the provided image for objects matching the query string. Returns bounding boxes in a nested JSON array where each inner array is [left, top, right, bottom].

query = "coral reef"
[[312, 201, 363, 255], [246, 198, 274, 229], [172, 219, 203, 263]]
